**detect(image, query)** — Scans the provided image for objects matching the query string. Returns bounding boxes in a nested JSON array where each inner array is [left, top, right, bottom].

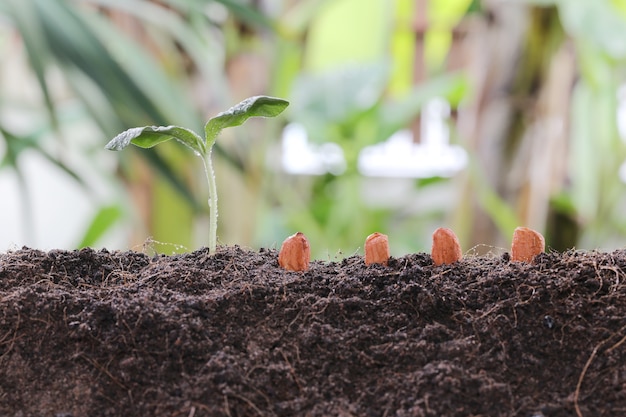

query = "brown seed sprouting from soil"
[[365, 232, 390, 266], [431, 227, 463, 265], [511, 227, 545, 262], [278, 232, 310, 271]]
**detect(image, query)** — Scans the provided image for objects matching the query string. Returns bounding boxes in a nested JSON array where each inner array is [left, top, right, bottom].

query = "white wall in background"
[[0, 150, 90, 250]]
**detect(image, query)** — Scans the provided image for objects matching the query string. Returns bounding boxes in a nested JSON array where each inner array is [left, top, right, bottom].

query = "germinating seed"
[[364, 232, 390, 266], [431, 227, 462, 265]]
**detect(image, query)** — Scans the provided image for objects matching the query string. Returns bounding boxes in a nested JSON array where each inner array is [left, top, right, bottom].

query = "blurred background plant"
[[1, 0, 625, 258]]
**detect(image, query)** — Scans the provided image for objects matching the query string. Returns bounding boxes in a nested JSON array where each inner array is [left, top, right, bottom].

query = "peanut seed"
[[511, 227, 545, 262], [278, 232, 310, 271], [365, 232, 390, 266], [431, 227, 463, 265]]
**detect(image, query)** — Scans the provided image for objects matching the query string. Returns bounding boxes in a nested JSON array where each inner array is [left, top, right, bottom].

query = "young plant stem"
[[105, 96, 289, 255], [202, 150, 219, 253]]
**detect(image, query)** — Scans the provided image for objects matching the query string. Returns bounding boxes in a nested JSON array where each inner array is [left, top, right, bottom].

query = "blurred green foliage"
[[1, 0, 626, 256]]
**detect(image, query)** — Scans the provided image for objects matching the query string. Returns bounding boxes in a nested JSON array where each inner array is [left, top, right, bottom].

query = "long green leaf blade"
[[77, 204, 123, 248], [105, 125, 205, 154], [5, 0, 57, 127], [204, 96, 289, 145]]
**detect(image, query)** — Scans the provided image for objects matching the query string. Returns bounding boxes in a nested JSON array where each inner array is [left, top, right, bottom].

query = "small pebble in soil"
[[543, 315, 555, 329]]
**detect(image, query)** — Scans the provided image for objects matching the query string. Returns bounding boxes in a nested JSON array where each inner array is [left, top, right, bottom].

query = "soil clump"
[[1, 246, 626, 416]]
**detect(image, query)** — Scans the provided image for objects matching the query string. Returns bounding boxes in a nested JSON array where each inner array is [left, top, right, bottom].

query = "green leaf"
[[467, 157, 520, 238], [290, 64, 389, 132], [558, 1, 626, 59], [379, 72, 469, 140], [204, 96, 289, 146], [105, 125, 205, 155], [4, 0, 57, 127], [213, 0, 277, 31], [77, 204, 123, 248]]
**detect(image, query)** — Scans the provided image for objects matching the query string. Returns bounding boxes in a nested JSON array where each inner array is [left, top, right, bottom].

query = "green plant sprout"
[[105, 95, 289, 254]]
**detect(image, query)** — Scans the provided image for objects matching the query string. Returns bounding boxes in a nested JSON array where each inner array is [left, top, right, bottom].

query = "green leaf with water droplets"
[[105, 125, 205, 155], [204, 96, 289, 146]]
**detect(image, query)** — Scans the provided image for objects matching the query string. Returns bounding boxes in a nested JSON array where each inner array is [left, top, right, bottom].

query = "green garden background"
[[1, 0, 626, 259]]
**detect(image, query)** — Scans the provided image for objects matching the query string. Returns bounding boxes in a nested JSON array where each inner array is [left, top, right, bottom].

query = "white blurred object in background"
[[280, 98, 467, 179], [358, 98, 467, 178], [281, 123, 346, 175]]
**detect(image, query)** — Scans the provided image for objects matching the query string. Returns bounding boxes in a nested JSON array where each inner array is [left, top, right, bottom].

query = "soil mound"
[[1, 246, 626, 416]]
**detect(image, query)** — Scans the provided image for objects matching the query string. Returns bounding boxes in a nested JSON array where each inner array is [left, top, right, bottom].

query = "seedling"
[[105, 96, 289, 254]]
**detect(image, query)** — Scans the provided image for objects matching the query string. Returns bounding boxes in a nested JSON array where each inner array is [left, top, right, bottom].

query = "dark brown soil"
[[1, 246, 626, 416]]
